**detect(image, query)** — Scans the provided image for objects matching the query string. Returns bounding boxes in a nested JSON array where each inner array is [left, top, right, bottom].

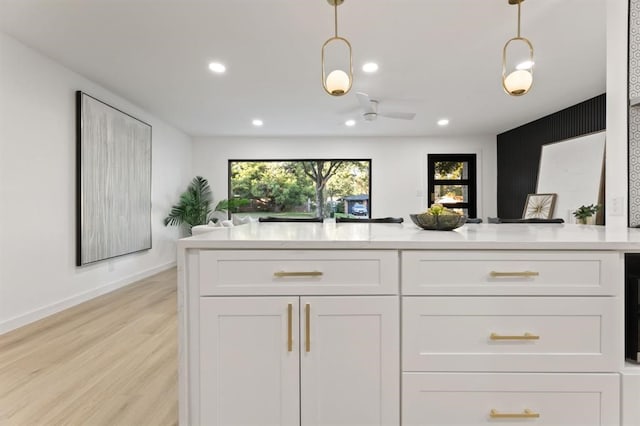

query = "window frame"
[[427, 153, 478, 218], [227, 158, 372, 219]]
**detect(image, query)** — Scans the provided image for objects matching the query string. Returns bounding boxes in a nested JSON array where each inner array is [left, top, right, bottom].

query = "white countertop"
[[177, 222, 640, 251]]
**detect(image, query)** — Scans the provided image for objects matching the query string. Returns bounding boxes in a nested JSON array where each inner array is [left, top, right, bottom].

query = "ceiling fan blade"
[[356, 92, 376, 113], [378, 111, 416, 120]]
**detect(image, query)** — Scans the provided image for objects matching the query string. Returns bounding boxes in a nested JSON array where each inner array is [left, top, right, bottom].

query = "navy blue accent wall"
[[496, 94, 606, 219]]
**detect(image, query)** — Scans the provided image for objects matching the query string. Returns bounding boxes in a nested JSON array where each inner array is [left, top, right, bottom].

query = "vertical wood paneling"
[[497, 94, 606, 218]]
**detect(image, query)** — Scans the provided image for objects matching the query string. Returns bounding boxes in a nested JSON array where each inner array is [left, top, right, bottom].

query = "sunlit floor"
[[0, 268, 178, 426]]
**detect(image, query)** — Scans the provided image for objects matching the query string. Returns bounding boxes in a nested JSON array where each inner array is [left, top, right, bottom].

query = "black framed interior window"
[[427, 154, 477, 218]]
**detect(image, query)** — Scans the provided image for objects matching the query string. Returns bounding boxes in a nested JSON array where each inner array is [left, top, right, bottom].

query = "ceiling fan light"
[[326, 69, 350, 95], [504, 69, 533, 95]]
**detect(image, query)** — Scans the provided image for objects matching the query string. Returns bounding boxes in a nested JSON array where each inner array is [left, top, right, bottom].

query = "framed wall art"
[[536, 131, 605, 223], [76, 91, 152, 266], [522, 193, 557, 219]]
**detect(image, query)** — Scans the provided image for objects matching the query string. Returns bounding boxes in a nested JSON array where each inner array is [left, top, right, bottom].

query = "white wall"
[[605, 0, 629, 228], [0, 33, 193, 333], [192, 136, 497, 221]]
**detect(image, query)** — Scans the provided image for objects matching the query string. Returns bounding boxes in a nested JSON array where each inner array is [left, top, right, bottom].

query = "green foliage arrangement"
[[572, 204, 601, 220], [164, 176, 213, 234]]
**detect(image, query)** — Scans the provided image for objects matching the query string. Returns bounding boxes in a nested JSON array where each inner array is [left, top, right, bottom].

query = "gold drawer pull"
[[287, 303, 293, 352], [489, 408, 540, 419], [490, 332, 540, 341], [305, 303, 311, 353], [274, 271, 323, 278], [490, 270, 539, 278]]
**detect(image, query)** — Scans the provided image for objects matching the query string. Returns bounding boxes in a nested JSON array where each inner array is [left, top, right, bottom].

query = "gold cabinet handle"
[[287, 303, 293, 352], [274, 271, 323, 278], [490, 332, 540, 341], [489, 408, 540, 419], [490, 270, 539, 278], [305, 303, 311, 353]]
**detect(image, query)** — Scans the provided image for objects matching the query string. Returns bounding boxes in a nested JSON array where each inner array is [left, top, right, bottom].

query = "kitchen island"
[[178, 222, 640, 425]]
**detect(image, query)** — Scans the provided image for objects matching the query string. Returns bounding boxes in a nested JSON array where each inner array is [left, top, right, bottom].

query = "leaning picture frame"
[[522, 193, 557, 219], [76, 91, 152, 266]]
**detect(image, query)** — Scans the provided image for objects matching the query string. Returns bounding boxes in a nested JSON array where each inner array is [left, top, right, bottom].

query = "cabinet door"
[[199, 297, 300, 426], [300, 296, 399, 426]]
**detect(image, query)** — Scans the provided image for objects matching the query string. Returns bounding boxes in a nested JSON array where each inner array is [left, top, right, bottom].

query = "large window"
[[427, 154, 477, 218], [228, 159, 371, 219]]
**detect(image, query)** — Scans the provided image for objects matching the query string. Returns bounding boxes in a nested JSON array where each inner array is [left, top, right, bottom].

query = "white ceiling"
[[0, 0, 606, 138]]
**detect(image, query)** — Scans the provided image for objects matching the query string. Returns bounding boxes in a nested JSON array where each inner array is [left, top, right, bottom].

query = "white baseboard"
[[0, 261, 176, 335]]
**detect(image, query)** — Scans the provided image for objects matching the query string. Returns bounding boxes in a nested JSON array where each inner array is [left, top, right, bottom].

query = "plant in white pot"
[[164, 176, 214, 235], [572, 204, 601, 224]]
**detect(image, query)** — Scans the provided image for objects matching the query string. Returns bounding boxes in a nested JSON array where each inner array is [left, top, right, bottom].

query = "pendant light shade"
[[502, 0, 534, 96], [322, 0, 353, 96], [504, 69, 533, 95], [325, 69, 350, 95]]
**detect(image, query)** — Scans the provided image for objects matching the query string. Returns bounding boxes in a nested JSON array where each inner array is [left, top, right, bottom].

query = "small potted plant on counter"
[[572, 204, 601, 224]]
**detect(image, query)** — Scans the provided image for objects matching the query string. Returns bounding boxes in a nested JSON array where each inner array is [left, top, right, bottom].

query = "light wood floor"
[[0, 268, 178, 426]]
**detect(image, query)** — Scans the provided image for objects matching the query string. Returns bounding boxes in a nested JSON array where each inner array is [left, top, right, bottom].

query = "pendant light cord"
[[334, 1, 338, 38], [517, 0, 521, 38]]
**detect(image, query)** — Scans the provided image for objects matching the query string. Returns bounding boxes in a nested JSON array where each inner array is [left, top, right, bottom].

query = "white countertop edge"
[[176, 223, 640, 251]]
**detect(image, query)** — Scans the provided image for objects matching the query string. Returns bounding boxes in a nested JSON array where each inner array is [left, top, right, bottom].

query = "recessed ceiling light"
[[516, 60, 535, 70], [437, 119, 450, 126], [345, 119, 356, 127], [362, 62, 379, 73], [208, 62, 226, 73], [252, 119, 263, 127]]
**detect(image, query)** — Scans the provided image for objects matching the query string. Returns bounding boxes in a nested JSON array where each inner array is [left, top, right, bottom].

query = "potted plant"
[[572, 204, 601, 224], [164, 176, 214, 235], [214, 198, 250, 215]]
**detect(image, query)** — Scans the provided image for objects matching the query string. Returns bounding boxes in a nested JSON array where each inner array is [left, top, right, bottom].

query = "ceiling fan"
[[355, 92, 416, 122]]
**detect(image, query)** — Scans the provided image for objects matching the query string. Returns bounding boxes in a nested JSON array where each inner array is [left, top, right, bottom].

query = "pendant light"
[[321, 0, 353, 96], [502, 0, 534, 96]]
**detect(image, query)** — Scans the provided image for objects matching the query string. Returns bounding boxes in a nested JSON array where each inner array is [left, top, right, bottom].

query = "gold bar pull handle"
[[305, 303, 311, 353], [489, 408, 540, 419], [490, 332, 540, 341], [274, 271, 323, 278], [490, 270, 539, 278], [287, 303, 293, 352]]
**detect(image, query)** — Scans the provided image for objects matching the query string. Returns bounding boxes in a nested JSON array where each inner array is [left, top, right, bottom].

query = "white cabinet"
[[199, 295, 399, 426], [403, 373, 620, 426], [402, 250, 619, 295], [181, 242, 626, 426], [621, 367, 640, 426], [300, 296, 399, 425], [199, 250, 399, 296], [400, 250, 622, 425], [199, 297, 300, 426], [403, 296, 618, 372]]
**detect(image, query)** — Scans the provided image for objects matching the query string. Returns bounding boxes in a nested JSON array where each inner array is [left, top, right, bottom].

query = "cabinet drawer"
[[403, 373, 619, 426], [402, 297, 619, 372], [199, 250, 398, 295], [402, 251, 620, 295]]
